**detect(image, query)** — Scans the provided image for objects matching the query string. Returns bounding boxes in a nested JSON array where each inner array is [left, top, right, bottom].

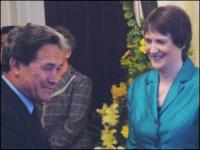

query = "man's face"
[[1, 33, 8, 45], [16, 43, 66, 102]]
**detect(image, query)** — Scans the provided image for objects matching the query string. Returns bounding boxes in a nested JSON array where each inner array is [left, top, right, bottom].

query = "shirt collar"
[[2, 75, 34, 114]]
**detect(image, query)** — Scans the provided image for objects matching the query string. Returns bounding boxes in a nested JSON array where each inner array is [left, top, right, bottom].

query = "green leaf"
[[127, 19, 134, 27], [124, 11, 133, 19], [122, 1, 132, 11]]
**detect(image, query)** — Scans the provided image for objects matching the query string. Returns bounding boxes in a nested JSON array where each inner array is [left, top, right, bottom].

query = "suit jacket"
[[1, 78, 50, 149], [38, 65, 93, 149], [126, 58, 199, 149]]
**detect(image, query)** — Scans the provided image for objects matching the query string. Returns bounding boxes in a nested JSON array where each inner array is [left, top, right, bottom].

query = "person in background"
[[126, 5, 199, 149], [1, 23, 68, 149], [39, 26, 93, 149], [1, 26, 16, 63]]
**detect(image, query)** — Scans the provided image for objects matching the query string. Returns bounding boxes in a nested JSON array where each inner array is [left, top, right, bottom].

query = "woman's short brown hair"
[[144, 5, 192, 60]]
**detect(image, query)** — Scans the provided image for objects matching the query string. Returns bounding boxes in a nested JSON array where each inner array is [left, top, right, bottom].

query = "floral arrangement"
[[95, 82, 128, 149], [94, 2, 151, 149]]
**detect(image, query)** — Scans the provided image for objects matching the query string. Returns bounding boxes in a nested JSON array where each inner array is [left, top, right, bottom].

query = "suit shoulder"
[[131, 69, 156, 85]]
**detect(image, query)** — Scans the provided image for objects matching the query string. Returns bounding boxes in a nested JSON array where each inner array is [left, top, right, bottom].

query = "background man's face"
[[1, 33, 8, 45], [1, 33, 9, 61]]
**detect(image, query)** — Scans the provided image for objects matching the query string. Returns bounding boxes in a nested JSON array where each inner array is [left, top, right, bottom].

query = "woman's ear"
[[9, 57, 20, 75]]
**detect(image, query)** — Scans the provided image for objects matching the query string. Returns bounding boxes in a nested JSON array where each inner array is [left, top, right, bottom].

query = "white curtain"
[[133, 1, 144, 26], [1, 1, 45, 27]]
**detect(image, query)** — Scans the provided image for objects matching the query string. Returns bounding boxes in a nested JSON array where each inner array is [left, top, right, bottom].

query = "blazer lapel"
[[159, 80, 185, 115], [146, 70, 159, 119], [21, 106, 50, 148], [160, 58, 196, 115], [20, 99, 44, 145]]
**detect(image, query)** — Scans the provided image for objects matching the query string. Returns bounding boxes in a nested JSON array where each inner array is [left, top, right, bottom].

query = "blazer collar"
[[146, 57, 196, 83], [146, 69, 158, 84], [145, 57, 197, 117], [160, 58, 197, 114], [175, 57, 196, 83]]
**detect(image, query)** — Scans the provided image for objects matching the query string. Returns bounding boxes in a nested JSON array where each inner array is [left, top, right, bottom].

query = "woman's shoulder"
[[190, 67, 199, 83], [131, 69, 157, 85], [193, 67, 199, 76]]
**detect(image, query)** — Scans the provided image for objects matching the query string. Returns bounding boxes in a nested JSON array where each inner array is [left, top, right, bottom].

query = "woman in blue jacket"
[[126, 5, 199, 149]]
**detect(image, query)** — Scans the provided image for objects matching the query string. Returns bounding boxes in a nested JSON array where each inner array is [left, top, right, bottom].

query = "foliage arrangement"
[[120, 1, 151, 80], [94, 2, 151, 149]]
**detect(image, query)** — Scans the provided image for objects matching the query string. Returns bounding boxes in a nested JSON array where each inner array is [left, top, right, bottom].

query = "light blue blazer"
[[126, 58, 199, 149]]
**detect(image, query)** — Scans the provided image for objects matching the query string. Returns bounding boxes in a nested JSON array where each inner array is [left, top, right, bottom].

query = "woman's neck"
[[159, 60, 183, 84]]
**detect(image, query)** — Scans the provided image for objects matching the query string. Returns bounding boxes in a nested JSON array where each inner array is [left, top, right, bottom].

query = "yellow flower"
[[121, 50, 130, 60], [102, 104, 119, 126], [111, 82, 127, 101], [127, 44, 137, 49], [121, 124, 129, 138], [138, 39, 147, 54], [101, 126, 117, 149], [139, 38, 145, 46], [97, 103, 119, 126], [138, 45, 147, 54], [96, 103, 108, 116]]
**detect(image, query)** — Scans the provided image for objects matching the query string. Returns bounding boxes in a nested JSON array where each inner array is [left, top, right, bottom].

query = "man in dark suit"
[[1, 23, 68, 149]]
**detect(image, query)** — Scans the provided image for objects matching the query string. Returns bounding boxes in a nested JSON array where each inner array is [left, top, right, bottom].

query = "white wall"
[[1, 1, 45, 27], [158, 1, 199, 66]]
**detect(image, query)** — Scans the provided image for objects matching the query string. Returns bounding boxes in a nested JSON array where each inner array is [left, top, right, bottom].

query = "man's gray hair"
[[1, 23, 68, 72]]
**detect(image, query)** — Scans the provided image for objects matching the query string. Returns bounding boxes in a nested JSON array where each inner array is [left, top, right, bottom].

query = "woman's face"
[[144, 30, 182, 72]]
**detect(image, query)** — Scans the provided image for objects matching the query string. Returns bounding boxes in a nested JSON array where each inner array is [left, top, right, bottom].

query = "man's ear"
[[66, 49, 72, 59], [181, 45, 186, 50], [9, 57, 20, 75]]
